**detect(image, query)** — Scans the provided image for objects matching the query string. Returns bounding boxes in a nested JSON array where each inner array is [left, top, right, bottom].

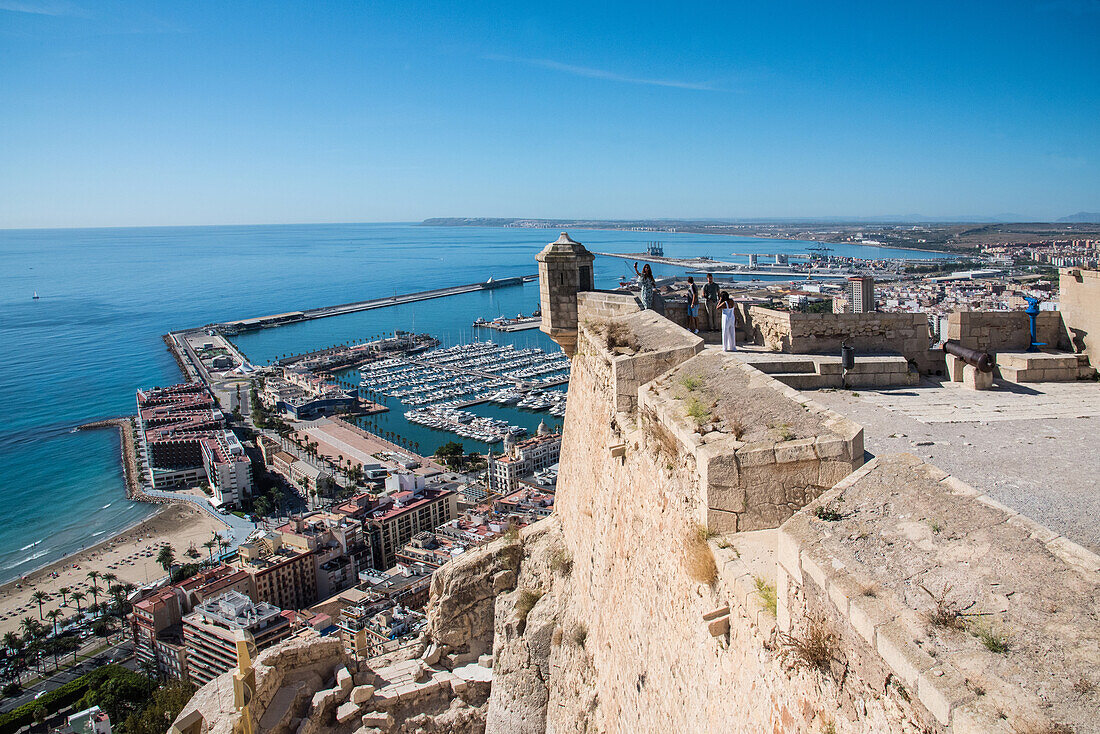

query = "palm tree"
[[88, 584, 102, 609], [20, 618, 40, 672], [70, 591, 85, 615], [203, 539, 216, 561], [58, 587, 71, 607], [2, 631, 20, 655], [45, 609, 61, 637], [219, 538, 231, 556], [102, 572, 117, 591], [86, 570, 100, 589], [30, 590, 48, 620], [156, 545, 175, 574]]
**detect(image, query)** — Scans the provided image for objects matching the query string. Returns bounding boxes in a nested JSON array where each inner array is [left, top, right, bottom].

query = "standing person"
[[686, 276, 700, 333], [718, 291, 737, 351], [633, 262, 657, 310], [702, 273, 720, 331]]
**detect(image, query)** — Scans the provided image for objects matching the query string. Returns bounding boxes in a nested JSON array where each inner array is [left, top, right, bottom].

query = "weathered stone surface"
[[335, 700, 360, 724], [360, 710, 394, 728], [351, 684, 375, 705], [492, 569, 516, 593], [335, 665, 353, 696]]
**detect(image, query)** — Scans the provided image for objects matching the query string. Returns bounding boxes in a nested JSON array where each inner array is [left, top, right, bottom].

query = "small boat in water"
[[32, 290, 39, 300]]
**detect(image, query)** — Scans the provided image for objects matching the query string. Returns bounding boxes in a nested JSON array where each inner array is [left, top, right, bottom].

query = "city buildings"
[[135, 383, 253, 507], [181, 591, 291, 686], [130, 564, 255, 681], [334, 486, 458, 569], [838, 276, 875, 313], [489, 427, 561, 494], [259, 369, 356, 420], [67, 706, 112, 734], [237, 533, 319, 611], [494, 487, 555, 520], [277, 512, 373, 598]]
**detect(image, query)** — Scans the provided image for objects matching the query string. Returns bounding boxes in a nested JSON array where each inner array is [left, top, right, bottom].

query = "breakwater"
[[75, 418, 145, 501], [216, 275, 537, 334]]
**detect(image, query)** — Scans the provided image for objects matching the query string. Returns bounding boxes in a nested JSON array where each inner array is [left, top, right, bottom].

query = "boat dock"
[[472, 316, 542, 332], [217, 274, 537, 334]]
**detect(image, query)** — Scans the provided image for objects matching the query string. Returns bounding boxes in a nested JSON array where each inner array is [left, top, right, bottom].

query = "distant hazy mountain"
[[1057, 212, 1100, 223]]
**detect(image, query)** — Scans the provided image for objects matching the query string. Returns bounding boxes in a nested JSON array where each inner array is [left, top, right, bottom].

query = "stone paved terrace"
[[809, 378, 1100, 554], [778, 454, 1100, 734]]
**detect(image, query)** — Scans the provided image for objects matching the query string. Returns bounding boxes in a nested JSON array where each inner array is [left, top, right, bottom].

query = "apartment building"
[[130, 564, 254, 681], [181, 591, 291, 686], [277, 512, 372, 599], [136, 383, 253, 506], [354, 490, 453, 572], [489, 430, 562, 494], [237, 533, 318, 611]]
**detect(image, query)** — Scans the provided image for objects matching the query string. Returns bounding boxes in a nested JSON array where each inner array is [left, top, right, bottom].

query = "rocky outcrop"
[[483, 520, 562, 734], [426, 532, 521, 653]]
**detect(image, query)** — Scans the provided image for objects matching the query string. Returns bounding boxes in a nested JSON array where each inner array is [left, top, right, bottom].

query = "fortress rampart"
[[175, 239, 1099, 734]]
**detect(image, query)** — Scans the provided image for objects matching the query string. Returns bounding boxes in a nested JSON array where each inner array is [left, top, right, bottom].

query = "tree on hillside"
[[119, 681, 196, 734], [434, 441, 466, 468]]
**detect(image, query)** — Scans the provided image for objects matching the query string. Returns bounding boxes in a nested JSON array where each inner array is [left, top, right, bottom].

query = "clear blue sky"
[[1, 0, 1098, 227]]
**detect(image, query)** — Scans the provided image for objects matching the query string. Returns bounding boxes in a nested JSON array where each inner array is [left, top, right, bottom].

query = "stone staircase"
[[731, 350, 919, 390]]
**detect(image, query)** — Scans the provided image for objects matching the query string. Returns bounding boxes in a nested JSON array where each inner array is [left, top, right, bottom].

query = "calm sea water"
[[0, 223, 949, 581]]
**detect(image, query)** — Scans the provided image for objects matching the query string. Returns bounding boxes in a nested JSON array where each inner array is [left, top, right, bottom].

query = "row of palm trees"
[[3, 569, 141, 681]]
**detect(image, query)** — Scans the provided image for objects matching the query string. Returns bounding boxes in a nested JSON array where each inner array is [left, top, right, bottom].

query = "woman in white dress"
[[718, 291, 737, 351]]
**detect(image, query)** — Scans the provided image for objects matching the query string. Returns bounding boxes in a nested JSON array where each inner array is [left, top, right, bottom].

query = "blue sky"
[[1, 0, 1098, 227]]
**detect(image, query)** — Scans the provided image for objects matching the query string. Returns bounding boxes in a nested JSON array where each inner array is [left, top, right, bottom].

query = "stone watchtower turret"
[[537, 232, 595, 356]]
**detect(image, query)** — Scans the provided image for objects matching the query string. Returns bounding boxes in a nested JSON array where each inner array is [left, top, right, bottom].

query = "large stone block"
[[774, 438, 817, 463], [875, 619, 935, 689], [962, 364, 992, 390]]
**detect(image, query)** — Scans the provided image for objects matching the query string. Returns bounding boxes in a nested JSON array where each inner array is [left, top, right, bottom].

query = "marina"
[[357, 341, 570, 442]]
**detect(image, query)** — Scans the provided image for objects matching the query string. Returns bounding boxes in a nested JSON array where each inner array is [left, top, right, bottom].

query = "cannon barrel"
[[944, 341, 993, 372]]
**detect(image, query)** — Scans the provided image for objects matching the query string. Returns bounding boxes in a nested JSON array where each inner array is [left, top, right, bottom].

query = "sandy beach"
[[0, 504, 228, 638]]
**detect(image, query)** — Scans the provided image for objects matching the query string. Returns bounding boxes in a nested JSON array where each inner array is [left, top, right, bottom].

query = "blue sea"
[[0, 223, 950, 582]]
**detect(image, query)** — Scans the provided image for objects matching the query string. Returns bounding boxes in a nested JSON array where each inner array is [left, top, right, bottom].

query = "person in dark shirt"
[[702, 273, 720, 331], [686, 276, 699, 334]]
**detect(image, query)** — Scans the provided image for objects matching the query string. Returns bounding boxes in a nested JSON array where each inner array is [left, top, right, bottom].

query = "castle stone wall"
[[1058, 267, 1100, 355], [946, 310, 1068, 353], [747, 307, 933, 370], [577, 290, 643, 320], [531, 319, 926, 733]]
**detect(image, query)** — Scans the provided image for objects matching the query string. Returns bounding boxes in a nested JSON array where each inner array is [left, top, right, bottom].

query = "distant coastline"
[[420, 217, 1100, 255], [419, 218, 963, 256]]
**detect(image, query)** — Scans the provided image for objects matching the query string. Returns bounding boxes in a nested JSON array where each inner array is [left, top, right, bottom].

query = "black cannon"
[[944, 341, 993, 373]]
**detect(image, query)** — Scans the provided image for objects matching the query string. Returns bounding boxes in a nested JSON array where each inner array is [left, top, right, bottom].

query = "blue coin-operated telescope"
[[1024, 296, 1044, 352]]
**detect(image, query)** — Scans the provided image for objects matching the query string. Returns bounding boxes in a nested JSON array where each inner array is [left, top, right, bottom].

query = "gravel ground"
[[812, 387, 1100, 554]]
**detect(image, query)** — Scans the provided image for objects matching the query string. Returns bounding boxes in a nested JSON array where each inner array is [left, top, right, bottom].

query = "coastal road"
[[0, 640, 135, 714]]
